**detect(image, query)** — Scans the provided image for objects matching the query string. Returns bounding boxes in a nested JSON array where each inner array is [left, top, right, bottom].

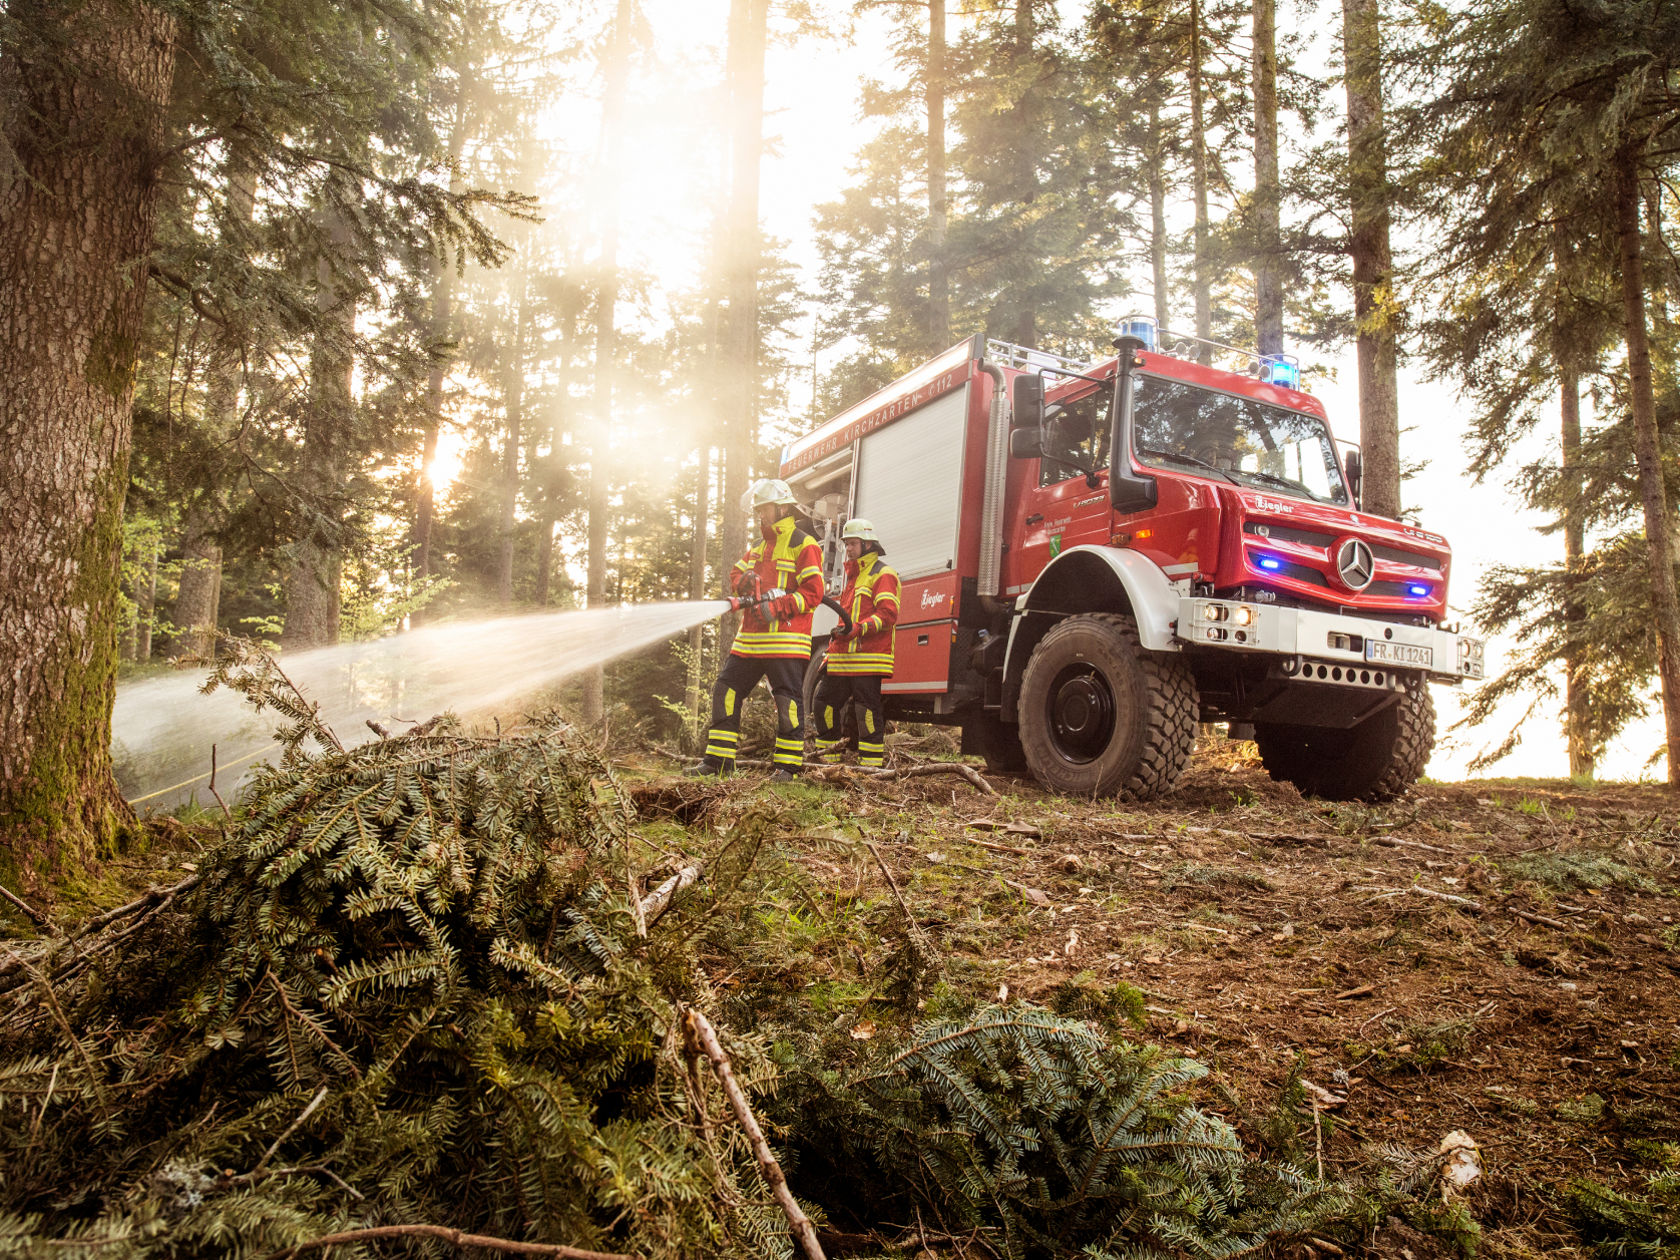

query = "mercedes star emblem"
[[1335, 538, 1375, 590]]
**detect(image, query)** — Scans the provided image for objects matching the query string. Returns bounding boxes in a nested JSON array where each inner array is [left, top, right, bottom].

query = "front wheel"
[[1255, 683, 1435, 802], [1017, 612, 1197, 800]]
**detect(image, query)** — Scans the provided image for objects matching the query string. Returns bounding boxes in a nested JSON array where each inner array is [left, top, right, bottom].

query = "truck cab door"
[[1006, 382, 1115, 592]]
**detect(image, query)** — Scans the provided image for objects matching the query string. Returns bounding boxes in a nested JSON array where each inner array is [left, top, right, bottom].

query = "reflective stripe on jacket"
[[730, 515, 825, 659], [825, 552, 900, 676]]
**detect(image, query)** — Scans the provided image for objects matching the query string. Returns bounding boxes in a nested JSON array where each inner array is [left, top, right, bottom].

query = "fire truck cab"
[[781, 322, 1484, 802]]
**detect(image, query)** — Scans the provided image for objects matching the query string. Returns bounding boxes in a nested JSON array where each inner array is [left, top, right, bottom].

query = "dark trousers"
[[702, 654, 806, 771], [813, 672, 887, 767]]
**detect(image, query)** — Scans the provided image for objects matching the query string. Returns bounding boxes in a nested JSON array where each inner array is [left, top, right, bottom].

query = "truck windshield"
[[1131, 375, 1349, 506]]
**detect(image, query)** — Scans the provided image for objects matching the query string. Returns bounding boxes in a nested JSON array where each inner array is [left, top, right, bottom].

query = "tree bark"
[[134, 539, 158, 663], [414, 89, 469, 598], [282, 235, 356, 649], [168, 149, 255, 663], [718, 0, 769, 650], [1147, 98, 1170, 330], [170, 511, 221, 661], [0, 0, 178, 881], [499, 261, 528, 606], [686, 447, 711, 734], [584, 0, 636, 723], [1251, 0, 1284, 358], [1341, 0, 1401, 518], [1613, 149, 1680, 785], [1189, 0, 1211, 361], [1558, 353, 1592, 779], [927, 0, 949, 352]]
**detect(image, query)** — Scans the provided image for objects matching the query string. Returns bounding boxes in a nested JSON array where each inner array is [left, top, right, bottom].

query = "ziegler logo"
[[1251, 494, 1292, 515], [920, 589, 946, 609]]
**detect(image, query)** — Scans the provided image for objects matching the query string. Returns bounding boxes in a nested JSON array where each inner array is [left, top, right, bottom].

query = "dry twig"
[[0, 883, 54, 934], [682, 1006, 827, 1260], [263, 1224, 633, 1259]]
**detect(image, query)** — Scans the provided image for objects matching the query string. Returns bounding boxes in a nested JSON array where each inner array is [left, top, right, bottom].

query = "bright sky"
[[508, 0, 1666, 783]]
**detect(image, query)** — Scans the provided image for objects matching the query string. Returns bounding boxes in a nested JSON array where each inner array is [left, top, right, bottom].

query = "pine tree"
[[1424, 0, 1680, 781]]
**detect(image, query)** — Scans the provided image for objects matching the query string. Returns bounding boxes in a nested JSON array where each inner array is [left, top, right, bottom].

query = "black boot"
[[767, 768, 797, 783], [685, 758, 731, 778]]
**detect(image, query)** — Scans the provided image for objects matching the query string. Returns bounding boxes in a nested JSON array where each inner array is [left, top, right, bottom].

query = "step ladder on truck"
[[782, 319, 1484, 802]]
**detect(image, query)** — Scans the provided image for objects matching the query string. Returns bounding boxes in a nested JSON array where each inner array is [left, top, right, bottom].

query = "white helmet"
[[840, 517, 880, 544], [741, 477, 796, 514]]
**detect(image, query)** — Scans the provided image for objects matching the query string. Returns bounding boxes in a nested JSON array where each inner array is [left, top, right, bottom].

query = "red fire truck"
[[781, 321, 1484, 802]]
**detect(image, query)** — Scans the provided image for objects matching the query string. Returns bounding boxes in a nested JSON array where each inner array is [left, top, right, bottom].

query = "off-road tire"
[[1017, 612, 1197, 800], [1254, 683, 1435, 802], [971, 711, 1028, 774]]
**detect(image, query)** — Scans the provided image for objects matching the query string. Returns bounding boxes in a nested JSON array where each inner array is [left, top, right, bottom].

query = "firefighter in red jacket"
[[689, 478, 826, 781], [814, 518, 900, 768]]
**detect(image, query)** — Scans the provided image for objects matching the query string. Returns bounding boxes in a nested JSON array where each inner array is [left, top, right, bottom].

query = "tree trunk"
[[283, 236, 356, 649], [927, 0, 949, 352], [0, 0, 178, 881], [498, 265, 528, 606], [1148, 97, 1170, 330], [1613, 149, 1680, 785], [1559, 355, 1592, 780], [1341, 0, 1401, 518], [1251, 0, 1284, 358], [718, 0, 770, 650], [1008, 0, 1037, 349], [1189, 0, 1211, 361], [414, 93, 468, 598], [686, 447, 711, 736], [167, 148, 255, 663], [584, 0, 636, 723], [135, 541, 158, 663], [170, 512, 221, 661]]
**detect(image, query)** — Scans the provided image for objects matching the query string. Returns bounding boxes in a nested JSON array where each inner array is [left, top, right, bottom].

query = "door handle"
[[1025, 513, 1043, 525]]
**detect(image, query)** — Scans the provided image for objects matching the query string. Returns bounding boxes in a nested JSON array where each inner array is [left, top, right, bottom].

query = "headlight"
[[1457, 636, 1485, 680], [1234, 606, 1255, 627], [1203, 603, 1228, 622]]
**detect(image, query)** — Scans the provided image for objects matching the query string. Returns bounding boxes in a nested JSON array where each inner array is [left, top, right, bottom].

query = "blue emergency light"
[[1117, 315, 1158, 350], [1260, 356, 1300, 389], [1408, 584, 1430, 598], [1258, 556, 1283, 572]]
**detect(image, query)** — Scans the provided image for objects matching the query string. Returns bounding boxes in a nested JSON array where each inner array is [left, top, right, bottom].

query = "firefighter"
[[813, 518, 900, 769], [689, 477, 826, 781]]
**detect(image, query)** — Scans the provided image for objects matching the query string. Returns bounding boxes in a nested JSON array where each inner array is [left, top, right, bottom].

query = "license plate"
[[1365, 640, 1432, 669]]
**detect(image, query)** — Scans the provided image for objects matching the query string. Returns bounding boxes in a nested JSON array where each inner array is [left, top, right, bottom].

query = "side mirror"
[[1344, 448, 1363, 508], [1010, 373, 1043, 429], [1009, 427, 1043, 459]]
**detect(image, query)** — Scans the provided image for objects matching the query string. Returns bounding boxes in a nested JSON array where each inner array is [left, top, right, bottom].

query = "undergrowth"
[[0, 641, 1425, 1258]]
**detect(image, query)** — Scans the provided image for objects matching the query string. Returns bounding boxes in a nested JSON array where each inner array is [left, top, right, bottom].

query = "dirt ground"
[[627, 738, 1680, 1259]]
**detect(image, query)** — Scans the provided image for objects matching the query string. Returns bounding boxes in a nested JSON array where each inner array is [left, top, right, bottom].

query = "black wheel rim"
[[1045, 663, 1115, 765]]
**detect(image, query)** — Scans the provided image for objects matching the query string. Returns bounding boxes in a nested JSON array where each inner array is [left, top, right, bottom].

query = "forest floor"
[[28, 735, 1678, 1259], [620, 737, 1680, 1260]]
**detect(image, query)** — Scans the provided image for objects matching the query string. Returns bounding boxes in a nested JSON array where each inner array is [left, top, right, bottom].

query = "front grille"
[[1245, 522, 1335, 548], [1275, 559, 1328, 587], [1371, 543, 1441, 571], [1368, 580, 1426, 598]]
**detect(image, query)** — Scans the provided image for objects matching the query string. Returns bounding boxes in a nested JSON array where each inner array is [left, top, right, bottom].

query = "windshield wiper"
[[1137, 446, 1240, 484], [1234, 468, 1323, 500]]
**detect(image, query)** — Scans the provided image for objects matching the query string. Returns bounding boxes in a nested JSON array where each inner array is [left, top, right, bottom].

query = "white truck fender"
[[1000, 545, 1183, 706]]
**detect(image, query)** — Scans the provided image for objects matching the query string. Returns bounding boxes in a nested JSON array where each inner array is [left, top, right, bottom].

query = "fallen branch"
[[1367, 834, 1462, 856], [873, 762, 997, 796], [261, 1225, 634, 1259], [864, 840, 913, 922], [638, 863, 704, 926], [1357, 885, 1481, 909], [683, 1007, 827, 1260], [0, 883, 54, 934]]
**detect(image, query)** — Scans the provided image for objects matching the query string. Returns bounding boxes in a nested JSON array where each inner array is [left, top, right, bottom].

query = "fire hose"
[[724, 590, 853, 638]]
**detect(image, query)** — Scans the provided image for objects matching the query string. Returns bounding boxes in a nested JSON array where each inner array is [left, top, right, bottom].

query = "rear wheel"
[[1017, 613, 1197, 800], [1255, 683, 1435, 802]]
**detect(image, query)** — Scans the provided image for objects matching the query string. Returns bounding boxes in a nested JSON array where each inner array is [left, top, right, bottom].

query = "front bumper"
[[1177, 596, 1485, 684]]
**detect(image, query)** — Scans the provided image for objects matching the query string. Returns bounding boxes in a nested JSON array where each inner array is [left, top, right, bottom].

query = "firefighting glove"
[[770, 593, 802, 619], [829, 624, 852, 645]]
